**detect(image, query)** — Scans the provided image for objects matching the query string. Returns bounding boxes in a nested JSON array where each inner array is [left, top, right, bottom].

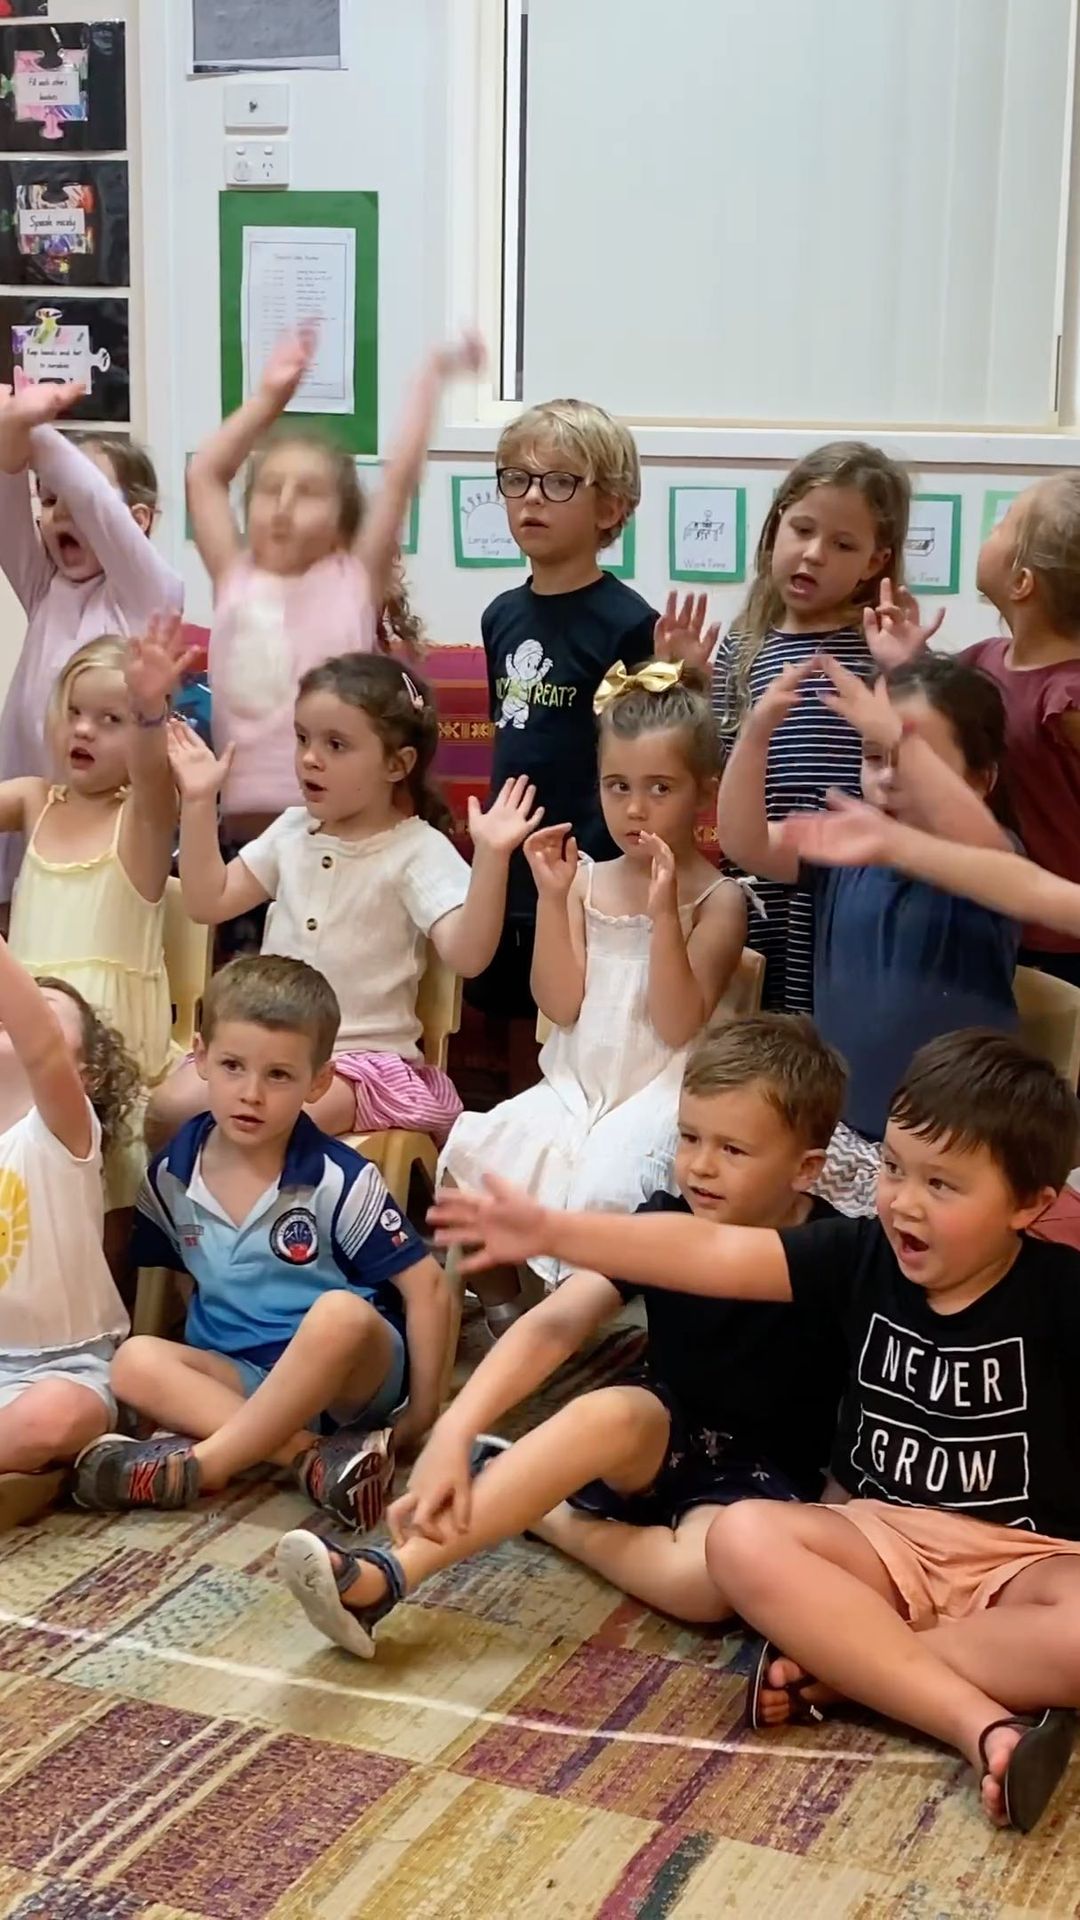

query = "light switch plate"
[[224, 140, 290, 188], [224, 82, 290, 132]]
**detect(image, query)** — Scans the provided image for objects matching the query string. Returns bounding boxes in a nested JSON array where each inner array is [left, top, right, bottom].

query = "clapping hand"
[[260, 324, 318, 407], [815, 652, 901, 750], [642, 832, 678, 920], [778, 790, 893, 869], [125, 613, 198, 722], [864, 578, 944, 670], [747, 657, 818, 737], [654, 591, 721, 671], [467, 775, 545, 857], [523, 823, 578, 897], [428, 1174, 550, 1275], [432, 330, 486, 380], [166, 717, 234, 804]]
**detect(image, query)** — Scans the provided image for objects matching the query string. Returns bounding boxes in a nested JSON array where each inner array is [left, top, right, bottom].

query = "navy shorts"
[[568, 1380, 804, 1527]]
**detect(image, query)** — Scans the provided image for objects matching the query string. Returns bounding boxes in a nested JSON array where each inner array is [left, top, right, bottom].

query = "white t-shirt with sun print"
[[0, 1101, 128, 1356]]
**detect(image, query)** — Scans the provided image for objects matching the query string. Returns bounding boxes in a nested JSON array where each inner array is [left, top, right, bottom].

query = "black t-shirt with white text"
[[482, 573, 656, 915], [617, 1191, 846, 1498], [780, 1213, 1080, 1537]]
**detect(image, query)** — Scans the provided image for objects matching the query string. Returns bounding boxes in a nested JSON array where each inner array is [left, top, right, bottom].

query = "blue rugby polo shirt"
[[134, 1112, 425, 1372]]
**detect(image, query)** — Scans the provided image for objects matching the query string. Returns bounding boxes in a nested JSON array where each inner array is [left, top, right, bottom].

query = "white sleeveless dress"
[[438, 857, 739, 1285]]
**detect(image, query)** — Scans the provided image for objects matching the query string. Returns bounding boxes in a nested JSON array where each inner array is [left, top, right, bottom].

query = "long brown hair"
[[296, 652, 452, 833], [718, 441, 911, 732]]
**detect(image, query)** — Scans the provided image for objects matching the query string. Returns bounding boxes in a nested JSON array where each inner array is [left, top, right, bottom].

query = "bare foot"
[[756, 1654, 845, 1727], [978, 1722, 1024, 1828]]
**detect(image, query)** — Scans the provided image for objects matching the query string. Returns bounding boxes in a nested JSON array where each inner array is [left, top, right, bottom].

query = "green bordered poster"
[[905, 493, 962, 595], [355, 457, 419, 555], [981, 489, 1019, 542], [451, 474, 525, 569], [219, 189, 378, 456], [603, 516, 636, 580], [668, 485, 746, 583]]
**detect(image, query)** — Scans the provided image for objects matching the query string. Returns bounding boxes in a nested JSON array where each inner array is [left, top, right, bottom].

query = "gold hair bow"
[[593, 658, 684, 716]]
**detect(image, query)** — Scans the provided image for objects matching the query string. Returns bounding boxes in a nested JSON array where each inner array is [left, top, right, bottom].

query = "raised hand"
[[654, 591, 721, 671], [815, 652, 900, 748], [0, 379, 84, 428], [524, 823, 578, 897], [125, 613, 198, 721], [864, 577, 944, 671], [166, 716, 234, 804], [259, 324, 318, 407], [428, 1174, 550, 1275], [387, 1427, 475, 1547], [778, 790, 894, 869], [432, 329, 486, 380], [642, 831, 678, 920], [467, 775, 544, 857], [747, 657, 819, 737]]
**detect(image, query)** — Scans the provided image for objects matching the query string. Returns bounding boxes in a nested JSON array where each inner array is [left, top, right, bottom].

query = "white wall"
[[0, 0, 1069, 697]]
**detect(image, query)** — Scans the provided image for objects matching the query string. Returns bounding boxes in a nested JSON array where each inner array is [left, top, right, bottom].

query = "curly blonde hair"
[[38, 977, 141, 1159]]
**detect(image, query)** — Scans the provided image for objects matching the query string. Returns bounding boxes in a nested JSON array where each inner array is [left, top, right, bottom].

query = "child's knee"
[[111, 1333, 169, 1400], [18, 1380, 108, 1457], [578, 1386, 669, 1461], [705, 1498, 794, 1590], [304, 1289, 386, 1350]]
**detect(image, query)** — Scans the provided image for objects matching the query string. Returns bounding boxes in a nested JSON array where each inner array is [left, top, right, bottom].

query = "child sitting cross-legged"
[[73, 954, 450, 1528], [431, 1030, 1080, 1835], [274, 1014, 849, 1654]]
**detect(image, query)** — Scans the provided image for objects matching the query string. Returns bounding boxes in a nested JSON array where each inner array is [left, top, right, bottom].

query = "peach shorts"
[[829, 1499, 1080, 1629]]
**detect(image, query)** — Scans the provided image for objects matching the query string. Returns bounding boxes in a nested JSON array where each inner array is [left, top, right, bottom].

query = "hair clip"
[[401, 670, 425, 712], [593, 658, 684, 716]]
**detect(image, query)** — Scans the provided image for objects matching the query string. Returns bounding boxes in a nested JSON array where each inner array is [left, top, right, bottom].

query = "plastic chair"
[[535, 944, 765, 1044], [1014, 965, 1080, 1084], [132, 881, 212, 1336], [163, 875, 212, 1051], [343, 949, 463, 1210]]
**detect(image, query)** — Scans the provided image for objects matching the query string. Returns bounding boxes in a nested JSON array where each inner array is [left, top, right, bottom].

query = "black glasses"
[[496, 466, 587, 504]]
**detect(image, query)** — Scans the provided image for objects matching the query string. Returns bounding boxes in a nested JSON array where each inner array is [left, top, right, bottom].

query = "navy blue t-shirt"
[[808, 863, 1020, 1140]]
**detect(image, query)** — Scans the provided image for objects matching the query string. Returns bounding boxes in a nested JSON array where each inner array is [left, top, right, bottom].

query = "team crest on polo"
[[270, 1207, 319, 1265]]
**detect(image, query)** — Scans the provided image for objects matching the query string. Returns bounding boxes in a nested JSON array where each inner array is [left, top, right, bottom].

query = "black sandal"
[[746, 1637, 829, 1732], [978, 1710, 1075, 1832], [275, 1531, 406, 1659]]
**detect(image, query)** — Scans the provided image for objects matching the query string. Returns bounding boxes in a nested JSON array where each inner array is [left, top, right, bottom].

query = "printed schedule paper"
[[240, 224, 355, 414]]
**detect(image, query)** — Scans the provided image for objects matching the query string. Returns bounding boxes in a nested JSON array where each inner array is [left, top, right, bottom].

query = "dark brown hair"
[[597, 662, 722, 782], [247, 427, 365, 544], [882, 653, 1006, 778], [200, 954, 340, 1069], [682, 1013, 847, 1149], [38, 976, 141, 1158], [1012, 473, 1080, 637], [296, 652, 453, 833], [719, 441, 912, 731], [889, 1029, 1080, 1200], [73, 433, 160, 514]]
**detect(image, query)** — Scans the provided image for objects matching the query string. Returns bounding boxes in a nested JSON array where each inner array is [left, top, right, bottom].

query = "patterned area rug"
[[1, 1325, 1079, 1919]]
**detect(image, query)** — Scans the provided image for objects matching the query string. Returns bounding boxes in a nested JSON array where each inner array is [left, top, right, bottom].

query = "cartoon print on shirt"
[[496, 638, 553, 730]]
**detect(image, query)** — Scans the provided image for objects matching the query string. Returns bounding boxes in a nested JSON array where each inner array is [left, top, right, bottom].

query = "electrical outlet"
[[225, 140, 290, 189], [224, 82, 290, 132]]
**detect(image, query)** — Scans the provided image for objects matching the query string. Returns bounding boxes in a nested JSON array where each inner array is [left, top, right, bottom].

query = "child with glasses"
[[468, 399, 715, 1091]]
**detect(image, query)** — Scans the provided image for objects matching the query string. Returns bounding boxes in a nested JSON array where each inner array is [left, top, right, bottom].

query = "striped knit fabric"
[[332, 1050, 462, 1143]]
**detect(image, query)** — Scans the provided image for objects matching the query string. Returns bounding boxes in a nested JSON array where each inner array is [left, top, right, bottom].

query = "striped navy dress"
[[712, 626, 873, 1014]]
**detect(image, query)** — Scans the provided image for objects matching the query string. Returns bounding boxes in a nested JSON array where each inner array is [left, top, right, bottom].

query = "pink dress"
[[209, 551, 377, 819], [0, 426, 183, 902]]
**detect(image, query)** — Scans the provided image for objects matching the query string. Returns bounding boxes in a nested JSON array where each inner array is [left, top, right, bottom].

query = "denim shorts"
[[225, 1322, 407, 1432], [0, 1337, 118, 1422]]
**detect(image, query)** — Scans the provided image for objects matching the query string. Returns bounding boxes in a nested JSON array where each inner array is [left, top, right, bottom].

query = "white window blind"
[[514, 0, 1076, 428]]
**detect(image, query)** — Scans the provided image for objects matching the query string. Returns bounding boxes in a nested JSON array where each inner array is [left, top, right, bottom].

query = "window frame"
[[441, 0, 1080, 468]]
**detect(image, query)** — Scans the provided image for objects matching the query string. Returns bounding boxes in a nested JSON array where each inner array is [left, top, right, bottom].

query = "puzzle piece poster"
[[0, 297, 129, 420], [0, 161, 129, 287], [0, 20, 125, 152]]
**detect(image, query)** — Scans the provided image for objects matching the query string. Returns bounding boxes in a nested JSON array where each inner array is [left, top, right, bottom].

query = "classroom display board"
[[668, 485, 747, 583], [0, 21, 126, 153], [905, 494, 962, 595], [219, 189, 378, 455], [0, 294, 129, 418], [451, 475, 525, 569], [0, 157, 129, 285]]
